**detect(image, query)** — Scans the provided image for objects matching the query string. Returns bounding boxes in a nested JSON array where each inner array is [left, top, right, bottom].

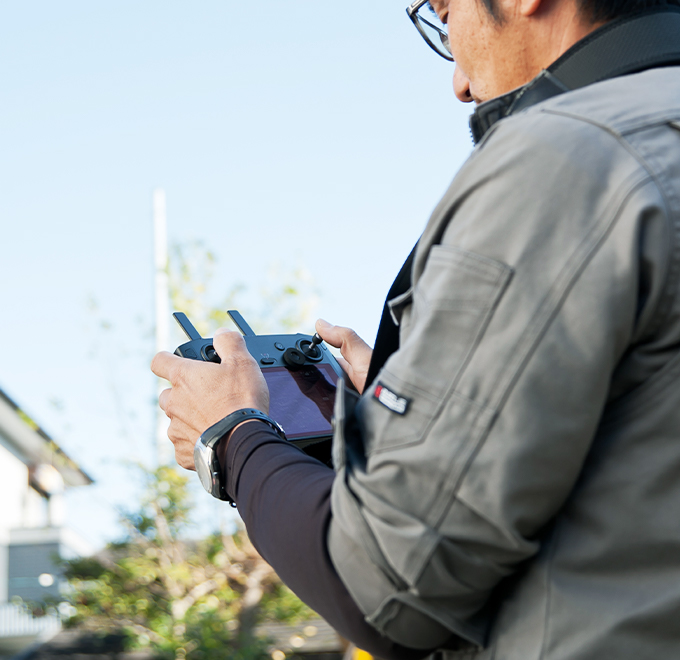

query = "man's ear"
[[497, 0, 543, 21], [519, 0, 544, 17]]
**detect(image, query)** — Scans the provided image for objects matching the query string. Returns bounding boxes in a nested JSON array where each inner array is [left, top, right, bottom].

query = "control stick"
[[303, 333, 323, 357]]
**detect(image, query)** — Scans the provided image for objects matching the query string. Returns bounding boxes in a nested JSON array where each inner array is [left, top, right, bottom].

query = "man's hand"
[[150, 329, 269, 470], [315, 319, 372, 394]]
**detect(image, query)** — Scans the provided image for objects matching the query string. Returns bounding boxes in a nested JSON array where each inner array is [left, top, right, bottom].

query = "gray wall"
[[7, 542, 62, 603]]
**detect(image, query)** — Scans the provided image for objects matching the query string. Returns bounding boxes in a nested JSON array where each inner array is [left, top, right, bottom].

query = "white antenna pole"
[[153, 188, 171, 466]]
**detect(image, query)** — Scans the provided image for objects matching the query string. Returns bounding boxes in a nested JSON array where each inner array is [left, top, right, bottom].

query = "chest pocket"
[[361, 245, 512, 455]]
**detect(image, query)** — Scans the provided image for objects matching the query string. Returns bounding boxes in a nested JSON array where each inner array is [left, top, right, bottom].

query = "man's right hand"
[[315, 319, 372, 394]]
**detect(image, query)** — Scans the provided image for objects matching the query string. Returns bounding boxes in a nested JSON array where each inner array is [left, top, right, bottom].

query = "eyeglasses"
[[406, 0, 453, 61]]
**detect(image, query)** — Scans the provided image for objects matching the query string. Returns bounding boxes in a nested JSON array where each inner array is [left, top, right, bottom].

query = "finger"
[[167, 417, 199, 471], [336, 356, 351, 374], [158, 387, 172, 414], [315, 319, 370, 365], [212, 328, 250, 361], [315, 319, 342, 348], [151, 351, 182, 380]]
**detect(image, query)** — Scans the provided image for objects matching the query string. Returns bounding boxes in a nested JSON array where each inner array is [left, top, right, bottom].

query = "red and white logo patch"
[[373, 382, 410, 415]]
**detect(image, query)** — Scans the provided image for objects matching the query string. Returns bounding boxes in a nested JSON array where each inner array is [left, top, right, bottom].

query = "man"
[[152, 0, 680, 656]]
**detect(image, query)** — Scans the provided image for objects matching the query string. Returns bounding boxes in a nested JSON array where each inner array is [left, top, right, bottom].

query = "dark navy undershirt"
[[219, 420, 432, 660]]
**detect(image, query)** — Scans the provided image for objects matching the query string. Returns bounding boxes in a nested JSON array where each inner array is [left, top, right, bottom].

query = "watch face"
[[194, 440, 214, 494]]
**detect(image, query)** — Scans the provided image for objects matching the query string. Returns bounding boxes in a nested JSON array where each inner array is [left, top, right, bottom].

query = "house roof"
[[0, 387, 93, 488]]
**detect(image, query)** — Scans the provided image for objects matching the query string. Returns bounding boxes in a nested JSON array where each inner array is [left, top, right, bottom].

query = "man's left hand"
[[150, 329, 269, 470]]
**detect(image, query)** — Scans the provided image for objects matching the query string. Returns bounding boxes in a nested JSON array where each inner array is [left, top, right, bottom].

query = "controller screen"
[[263, 364, 338, 440]]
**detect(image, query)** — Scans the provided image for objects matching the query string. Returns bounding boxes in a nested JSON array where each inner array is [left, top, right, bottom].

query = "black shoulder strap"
[[365, 244, 417, 389], [550, 7, 680, 87]]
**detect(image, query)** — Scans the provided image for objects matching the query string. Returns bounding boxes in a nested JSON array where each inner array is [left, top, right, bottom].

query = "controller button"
[[260, 357, 276, 365], [203, 345, 221, 363], [274, 342, 285, 351], [283, 348, 306, 367], [297, 339, 322, 361]]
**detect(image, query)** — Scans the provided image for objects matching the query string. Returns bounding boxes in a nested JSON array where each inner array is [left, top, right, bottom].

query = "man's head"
[[425, 0, 680, 103]]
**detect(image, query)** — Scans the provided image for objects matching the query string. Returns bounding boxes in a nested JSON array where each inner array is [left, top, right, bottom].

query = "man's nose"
[[454, 65, 474, 103]]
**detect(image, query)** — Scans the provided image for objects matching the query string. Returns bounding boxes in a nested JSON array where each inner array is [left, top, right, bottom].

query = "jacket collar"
[[469, 6, 680, 144]]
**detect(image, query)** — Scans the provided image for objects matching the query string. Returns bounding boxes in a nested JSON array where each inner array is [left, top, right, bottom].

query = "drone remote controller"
[[173, 311, 346, 462]]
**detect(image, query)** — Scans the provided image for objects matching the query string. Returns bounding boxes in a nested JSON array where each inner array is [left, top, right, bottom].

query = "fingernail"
[[316, 318, 332, 329]]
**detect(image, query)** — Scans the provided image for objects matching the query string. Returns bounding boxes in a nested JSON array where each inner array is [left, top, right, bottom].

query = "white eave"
[[0, 388, 92, 488]]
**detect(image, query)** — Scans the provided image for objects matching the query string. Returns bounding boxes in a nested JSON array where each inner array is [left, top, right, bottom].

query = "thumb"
[[315, 318, 342, 348], [315, 319, 370, 364], [212, 328, 249, 361]]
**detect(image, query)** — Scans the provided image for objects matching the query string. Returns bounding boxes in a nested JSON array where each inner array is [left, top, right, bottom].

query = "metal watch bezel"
[[193, 409, 287, 503], [194, 433, 226, 500]]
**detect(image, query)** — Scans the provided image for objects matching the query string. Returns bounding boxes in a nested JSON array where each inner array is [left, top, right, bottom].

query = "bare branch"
[[171, 577, 223, 621]]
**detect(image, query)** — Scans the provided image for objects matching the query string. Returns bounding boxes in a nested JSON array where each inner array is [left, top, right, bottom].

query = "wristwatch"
[[194, 408, 287, 504]]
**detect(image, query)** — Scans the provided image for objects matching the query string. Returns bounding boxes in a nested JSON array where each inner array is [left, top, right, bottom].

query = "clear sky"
[[0, 1, 474, 548]]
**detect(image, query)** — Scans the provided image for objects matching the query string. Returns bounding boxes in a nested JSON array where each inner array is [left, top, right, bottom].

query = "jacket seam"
[[537, 522, 563, 660], [453, 493, 534, 551], [620, 115, 680, 136], [486, 171, 651, 416], [541, 107, 680, 137], [600, 343, 680, 426], [617, 130, 680, 340], [543, 109, 680, 343]]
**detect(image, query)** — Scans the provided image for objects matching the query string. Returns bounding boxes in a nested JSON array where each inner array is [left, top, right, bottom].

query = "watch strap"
[[196, 409, 287, 505], [202, 409, 286, 446]]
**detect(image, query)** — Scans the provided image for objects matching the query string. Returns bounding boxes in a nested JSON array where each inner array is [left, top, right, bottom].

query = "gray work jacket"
[[328, 65, 680, 659]]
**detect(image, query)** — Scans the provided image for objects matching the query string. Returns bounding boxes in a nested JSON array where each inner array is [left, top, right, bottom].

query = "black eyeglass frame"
[[406, 0, 454, 61]]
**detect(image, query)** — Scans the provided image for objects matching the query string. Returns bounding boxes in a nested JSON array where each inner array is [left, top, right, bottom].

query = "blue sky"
[[0, 1, 474, 547]]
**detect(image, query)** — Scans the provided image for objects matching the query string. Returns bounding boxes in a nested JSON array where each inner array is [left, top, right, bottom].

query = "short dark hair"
[[481, 0, 680, 24]]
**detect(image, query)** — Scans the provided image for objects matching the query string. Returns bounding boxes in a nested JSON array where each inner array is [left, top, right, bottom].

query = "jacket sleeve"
[[327, 109, 669, 649]]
